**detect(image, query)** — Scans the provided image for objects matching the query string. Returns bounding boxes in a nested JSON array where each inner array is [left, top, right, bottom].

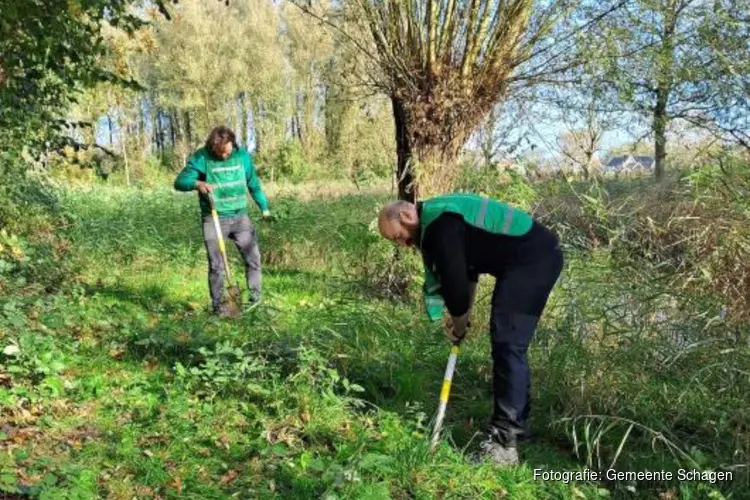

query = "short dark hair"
[[205, 126, 237, 155]]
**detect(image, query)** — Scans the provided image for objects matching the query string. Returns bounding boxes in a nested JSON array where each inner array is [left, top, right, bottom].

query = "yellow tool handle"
[[431, 343, 460, 450], [208, 195, 233, 281], [439, 344, 460, 402]]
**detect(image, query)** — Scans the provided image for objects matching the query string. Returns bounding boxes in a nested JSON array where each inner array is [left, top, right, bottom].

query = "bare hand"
[[195, 181, 213, 195]]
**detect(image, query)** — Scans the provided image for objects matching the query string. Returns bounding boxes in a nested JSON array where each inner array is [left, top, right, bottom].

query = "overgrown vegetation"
[[2, 164, 749, 498]]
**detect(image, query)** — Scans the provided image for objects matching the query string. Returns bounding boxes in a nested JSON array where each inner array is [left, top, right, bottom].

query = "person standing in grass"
[[174, 125, 271, 316], [377, 193, 563, 466]]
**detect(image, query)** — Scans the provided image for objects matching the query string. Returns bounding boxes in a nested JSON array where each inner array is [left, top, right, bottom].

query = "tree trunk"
[[136, 101, 144, 152], [255, 98, 264, 156], [481, 106, 498, 167], [392, 92, 485, 200], [184, 111, 193, 146], [581, 157, 590, 180], [324, 83, 349, 157], [169, 111, 177, 147], [582, 144, 594, 180], [122, 125, 130, 187], [154, 110, 160, 155], [148, 95, 157, 154], [290, 113, 300, 143], [155, 109, 164, 156], [294, 110, 303, 143], [303, 86, 315, 152], [171, 109, 185, 167], [150, 105, 157, 153], [653, 92, 667, 182], [239, 92, 249, 150], [481, 133, 493, 167], [392, 97, 415, 202], [172, 109, 182, 143], [653, 2, 677, 182], [107, 115, 114, 147]]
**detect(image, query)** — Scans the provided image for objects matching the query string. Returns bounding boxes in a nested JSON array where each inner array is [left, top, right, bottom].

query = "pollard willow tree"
[[294, 0, 627, 200]]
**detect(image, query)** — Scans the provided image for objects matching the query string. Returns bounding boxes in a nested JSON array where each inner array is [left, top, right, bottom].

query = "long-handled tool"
[[430, 341, 461, 451], [207, 193, 242, 317]]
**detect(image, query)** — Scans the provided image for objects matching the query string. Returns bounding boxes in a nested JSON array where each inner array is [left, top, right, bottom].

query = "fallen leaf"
[[220, 469, 239, 485], [108, 348, 125, 360], [171, 476, 183, 493]]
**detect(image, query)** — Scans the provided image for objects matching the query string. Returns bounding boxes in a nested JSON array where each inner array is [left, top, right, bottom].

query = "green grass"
[[1, 183, 747, 499]]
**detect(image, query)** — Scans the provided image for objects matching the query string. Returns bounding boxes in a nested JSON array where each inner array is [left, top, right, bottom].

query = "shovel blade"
[[222, 286, 243, 317]]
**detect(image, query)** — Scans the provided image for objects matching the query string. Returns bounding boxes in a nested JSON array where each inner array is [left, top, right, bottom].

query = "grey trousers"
[[202, 214, 261, 310]]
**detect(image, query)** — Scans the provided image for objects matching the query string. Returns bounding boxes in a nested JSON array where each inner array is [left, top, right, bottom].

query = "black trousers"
[[488, 245, 564, 447]]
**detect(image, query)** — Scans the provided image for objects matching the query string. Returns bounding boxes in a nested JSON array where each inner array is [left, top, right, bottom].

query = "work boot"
[[476, 438, 519, 466], [213, 305, 229, 318], [473, 427, 519, 466], [243, 294, 262, 313], [213, 302, 238, 318]]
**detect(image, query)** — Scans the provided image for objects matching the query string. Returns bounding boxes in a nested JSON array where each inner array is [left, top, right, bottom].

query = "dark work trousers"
[[488, 245, 564, 447], [201, 214, 262, 311]]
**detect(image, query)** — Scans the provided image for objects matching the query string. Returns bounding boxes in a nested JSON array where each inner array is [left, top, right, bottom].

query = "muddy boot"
[[213, 305, 228, 318], [473, 427, 519, 466], [213, 302, 237, 318]]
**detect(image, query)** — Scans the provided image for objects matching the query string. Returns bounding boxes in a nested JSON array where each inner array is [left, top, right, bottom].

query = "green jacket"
[[420, 193, 533, 321], [174, 146, 269, 218]]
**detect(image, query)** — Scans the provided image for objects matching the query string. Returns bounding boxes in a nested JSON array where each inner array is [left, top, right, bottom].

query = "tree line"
[[1, 0, 748, 199]]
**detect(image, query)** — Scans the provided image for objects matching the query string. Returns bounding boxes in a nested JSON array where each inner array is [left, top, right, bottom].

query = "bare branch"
[[514, 0, 630, 70]]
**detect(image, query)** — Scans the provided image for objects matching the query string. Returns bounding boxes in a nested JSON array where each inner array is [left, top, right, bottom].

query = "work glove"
[[445, 327, 464, 344], [445, 313, 470, 344]]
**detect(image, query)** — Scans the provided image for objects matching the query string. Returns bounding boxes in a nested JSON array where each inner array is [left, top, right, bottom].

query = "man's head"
[[377, 200, 420, 247], [205, 126, 236, 160]]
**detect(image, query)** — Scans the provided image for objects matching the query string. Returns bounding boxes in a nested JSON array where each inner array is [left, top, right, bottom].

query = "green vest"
[[205, 152, 249, 214], [420, 193, 534, 321]]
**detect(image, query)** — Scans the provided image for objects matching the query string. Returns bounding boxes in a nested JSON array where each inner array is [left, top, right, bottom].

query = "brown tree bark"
[[184, 111, 193, 146], [392, 97, 415, 202], [391, 84, 496, 200], [653, 83, 669, 182]]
